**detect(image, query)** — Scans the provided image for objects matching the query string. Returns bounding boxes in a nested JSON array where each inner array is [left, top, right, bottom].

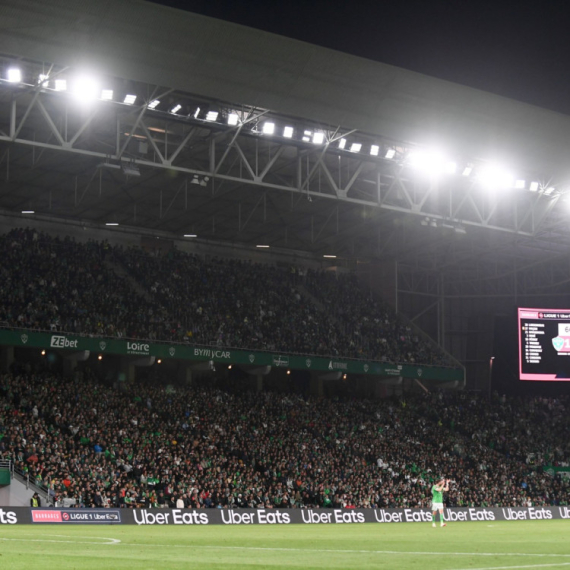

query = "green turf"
[[0, 520, 569, 570]]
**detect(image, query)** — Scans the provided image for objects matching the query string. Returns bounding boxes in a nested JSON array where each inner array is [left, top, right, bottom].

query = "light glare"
[[205, 111, 219, 121], [370, 145, 379, 156], [529, 181, 539, 192], [228, 113, 239, 126], [55, 79, 67, 91], [338, 138, 347, 149], [283, 126, 294, 138], [478, 164, 514, 189], [515, 179, 526, 189], [7, 68, 21, 83], [312, 132, 324, 144], [350, 143, 362, 153], [124, 94, 136, 105], [170, 104, 182, 114], [148, 99, 160, 109], [385, 148, 396, 159], [262, 122, 275, 135], [101, 89, 113, 101]]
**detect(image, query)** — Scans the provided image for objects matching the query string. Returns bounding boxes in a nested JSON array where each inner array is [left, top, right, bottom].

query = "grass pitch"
[[0, 520, 569, 570]]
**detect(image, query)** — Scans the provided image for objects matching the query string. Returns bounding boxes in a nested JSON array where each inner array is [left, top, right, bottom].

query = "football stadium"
[[0, 1, 569, 569]]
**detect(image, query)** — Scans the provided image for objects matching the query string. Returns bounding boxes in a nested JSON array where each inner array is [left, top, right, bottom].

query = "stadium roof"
[[0, 0, 570, 299]]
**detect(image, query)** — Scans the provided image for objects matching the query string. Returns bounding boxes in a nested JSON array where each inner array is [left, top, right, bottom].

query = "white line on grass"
[[121, 543, 570, 558], [0, 536, 120, 545], [452, 562, 570, 570]]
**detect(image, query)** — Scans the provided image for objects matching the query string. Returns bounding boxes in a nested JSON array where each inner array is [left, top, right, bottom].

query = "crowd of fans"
[[0, 227, 450, 367], [0, 365, 568, 510]]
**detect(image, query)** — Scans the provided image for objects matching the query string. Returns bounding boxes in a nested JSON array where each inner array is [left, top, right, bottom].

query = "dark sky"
[[151, 0, 570, 115]]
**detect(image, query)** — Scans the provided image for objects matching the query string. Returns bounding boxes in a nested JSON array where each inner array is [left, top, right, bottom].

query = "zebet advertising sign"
[[2, 507, 570, 525]]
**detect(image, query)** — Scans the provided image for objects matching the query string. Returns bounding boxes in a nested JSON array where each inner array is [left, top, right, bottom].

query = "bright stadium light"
[[170, 104, 182, 114], [193, 107, 201, 118], [228, 113, 239, 126], [385, 148, 396, 159], [21, 210, 35, 214], [515, 179, 526, 189], [312, 132, 324, 144], [338, 138, 347, 149], [262, 122, 275, 135], [7, 68, 21, 83], [147, 99, 160, 109], [283, 126, 294, 138], [124, 94, 136, 105], [478, 164, 514, 189], [73, 76, 100, 102], [101, 89, 113, 101], [183, 234, 197, 238], [445, 161, 457, 174], [54, 79, 67, 91], [256, 244, 270, 248], [370, 145, 379, 156], [408, 149, 447, 176], [350, 143, 362, 153], [205, 110, 219, 121], [545, 187, 555, 195], [38, 74, 49, 87], [529, 181, 539, 192], [462, 166, 473, 177]]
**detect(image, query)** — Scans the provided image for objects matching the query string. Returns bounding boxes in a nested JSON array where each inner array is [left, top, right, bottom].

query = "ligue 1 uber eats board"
[[519, 307, 570, 381]]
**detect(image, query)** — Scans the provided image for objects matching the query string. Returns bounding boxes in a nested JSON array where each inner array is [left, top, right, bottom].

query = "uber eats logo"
[[50, 336, 78, 349]]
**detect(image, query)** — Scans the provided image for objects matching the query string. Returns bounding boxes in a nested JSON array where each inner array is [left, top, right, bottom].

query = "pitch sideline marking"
[[450, 562, 570, 570], [120, 543, 570, 558], [0, 535, 120, 545], [1, 537, 568, 561]]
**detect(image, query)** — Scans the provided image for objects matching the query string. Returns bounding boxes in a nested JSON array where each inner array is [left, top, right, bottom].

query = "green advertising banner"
[[1, 329, 464, 382]]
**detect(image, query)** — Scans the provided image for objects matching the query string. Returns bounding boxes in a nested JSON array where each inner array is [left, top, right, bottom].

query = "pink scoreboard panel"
[[519, 308, 570, 381]]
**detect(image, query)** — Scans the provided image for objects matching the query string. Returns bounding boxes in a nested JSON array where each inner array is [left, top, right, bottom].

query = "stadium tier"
[[0, 367, 568, 509]]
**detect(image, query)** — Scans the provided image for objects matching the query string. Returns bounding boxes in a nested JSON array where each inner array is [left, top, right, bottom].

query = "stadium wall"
[[1, 507, 569, 525]]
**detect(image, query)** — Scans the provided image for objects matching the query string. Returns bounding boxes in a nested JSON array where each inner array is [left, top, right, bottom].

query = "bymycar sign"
[[5, 507, 567, 525]]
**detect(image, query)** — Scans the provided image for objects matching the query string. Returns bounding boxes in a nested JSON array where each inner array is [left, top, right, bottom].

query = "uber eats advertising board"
[[0, 329, 463, 382]]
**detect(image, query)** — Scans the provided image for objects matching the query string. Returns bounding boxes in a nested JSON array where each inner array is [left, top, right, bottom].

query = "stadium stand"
[[0, 228, 450, 366], [0, 365, 568, 509]]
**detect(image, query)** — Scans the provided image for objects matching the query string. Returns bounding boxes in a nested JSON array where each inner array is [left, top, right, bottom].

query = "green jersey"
[[431, 485, 443, 503]]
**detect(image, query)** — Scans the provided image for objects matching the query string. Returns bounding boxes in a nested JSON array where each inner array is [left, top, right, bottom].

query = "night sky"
[[150, 0, 570, 115]]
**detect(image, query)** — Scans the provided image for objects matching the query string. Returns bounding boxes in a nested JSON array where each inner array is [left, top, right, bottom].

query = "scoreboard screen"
[[519, 307, 570, 381]]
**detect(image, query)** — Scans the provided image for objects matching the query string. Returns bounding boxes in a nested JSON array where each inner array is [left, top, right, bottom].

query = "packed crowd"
[[0, 366, 568, 510], [0, 227, 450, 366]]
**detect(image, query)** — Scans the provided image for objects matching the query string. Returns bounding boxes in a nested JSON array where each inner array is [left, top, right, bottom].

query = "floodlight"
[[7, 68, 21, 83], [338, 138, 347, 149], [350, 143, 362, 153], [302, 136, 311, 142], [462, 166, 472, 177], [228, 113, 239, 126], [73, 76, 100, 101], [184, 234, 197, 238], [193, 107, 201, 118], [124, 94, 136, 105], [529, 181, 539, 192], [55, 79, 67, 91], [105, 222, 119, 226], [256, 244, 270, 248], [170, 104, 182, 114], [148, 99, 160, 109], [408, 150, 446, 176], [478, 164, 513, 189], [385, 148, 396, 159], [312, 132, 324, 144], [545, 187, 555, 195], [101, 90, 113, 101], [205, 110, 219, 121], [514, 179, 526, 189], [283, 126, 294, 138], [304, 130, 312, 136], [262, 122, 275, 135], [21, 210, 35, 214], [445, 161, 457, 174], [323, 255, 336, 258], [38, 74, 49, 87], [370, 145, 379, 156]]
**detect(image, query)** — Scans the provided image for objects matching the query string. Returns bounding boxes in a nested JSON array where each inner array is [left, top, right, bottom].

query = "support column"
[[119, 358, 135, 383], [310, 376, 323, 397], [256, 374, 263, 392]]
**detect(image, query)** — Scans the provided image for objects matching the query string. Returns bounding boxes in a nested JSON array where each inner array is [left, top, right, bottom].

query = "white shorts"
[[432, 502, 443, 511]]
